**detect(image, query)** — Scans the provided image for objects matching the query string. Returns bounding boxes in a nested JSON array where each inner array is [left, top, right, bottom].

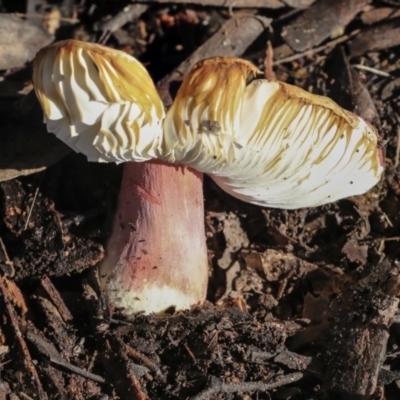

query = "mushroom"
[[162, 57, 384, 209], [33, 41, 383, 317], [33, 40, 208, 315]]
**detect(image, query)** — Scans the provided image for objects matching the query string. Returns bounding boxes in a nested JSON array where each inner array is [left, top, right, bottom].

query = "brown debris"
[[99, 4, 149, 36], [274, 350, 323, 376], [49, 357, 106, 384], [124, 343, 165, 382], [33, 295, 76, 358], [134, 0, 286, 8], [282, 0, 370, 52], [211, 211, 249, 270], [381, 77, 400, 101], [264, 40, 276, 80], [102, 337, 149, 400], [26, 326, 64, 361], [190, 372, 304, 400], [361, 6, 400, 25], [4, 278, 27, 314], [348, 17, 400, 57], [324, 260, 400, 396], [40, 275, 73, 323], [0, 1, 400, 398], [342, 240, 368, 265], [256, 249, 316, 282], [282, 0, 315, 8], [0, 14, 53, 70], [274, 29, 360, 65], [1, 177, 105, 279], [0, 276, 47, 399]]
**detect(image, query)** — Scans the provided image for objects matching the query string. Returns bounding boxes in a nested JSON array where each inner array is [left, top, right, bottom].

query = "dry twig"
[[274, 30, 360, 65], [124, 343, 164, 381], [98, 4, 148, 35], [190, 373, 304, 400], [264, 40, 276, 80], [0, 236, 14, 277], [133, 0, 286, 8], [0, 276, 47, 399], [12, 12, 79, 24], [40, 275, 73, 323], [50, 357, 105, 384], [23, 183, 40, 231]]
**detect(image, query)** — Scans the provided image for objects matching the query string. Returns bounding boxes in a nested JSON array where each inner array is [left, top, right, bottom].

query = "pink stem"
[[99, 161, 208, 316]]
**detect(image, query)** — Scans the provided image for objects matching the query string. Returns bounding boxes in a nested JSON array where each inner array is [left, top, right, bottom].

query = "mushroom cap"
[[33, 44, 383, 209], [162, 57, 384, 209], [33, 40, 165, 163]]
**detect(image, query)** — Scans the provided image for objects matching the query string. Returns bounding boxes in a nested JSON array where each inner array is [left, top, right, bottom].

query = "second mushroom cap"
[[162, 57, 383, 208]]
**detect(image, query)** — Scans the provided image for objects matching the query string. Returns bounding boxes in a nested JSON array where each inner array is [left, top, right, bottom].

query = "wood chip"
[[40, 275, 73, 323], [324, 260, 400, 395], [99, 4, 148, 34], [0, 14, 53, 70], [361, 7, 400, 25], [132, 0, 286, 8], [348, 17, 400, 57], [282, 0, 370, 52], [0, 276, 47, 399]]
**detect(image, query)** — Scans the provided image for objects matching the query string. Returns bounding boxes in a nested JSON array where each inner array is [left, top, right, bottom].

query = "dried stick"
[[134, 0, 286, 8], [19, 393, 35, 400], [190, 373, 304, 400], [103, 338, 148, 400], [0, 276, 47, 399], [325, 260, 400, 395], [0, 236, 14, 277], [99, 4, 148, 33], [264, 40, 276, 80], [23, 184, 40, 231], [12, 13, 79, 24], [50, 357, 106, 384], [273, 29, 360, 65], [126, 367, 148, 400], [282, 0, 369, 52], [124, 343, 165, 381], [40, 275, 73, 323]]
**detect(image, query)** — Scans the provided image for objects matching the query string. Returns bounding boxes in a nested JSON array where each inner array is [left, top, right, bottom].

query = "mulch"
[[1, 0, 400, 398]]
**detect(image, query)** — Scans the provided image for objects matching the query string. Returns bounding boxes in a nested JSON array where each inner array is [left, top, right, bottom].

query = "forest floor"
[[1, 0, 400, 399]]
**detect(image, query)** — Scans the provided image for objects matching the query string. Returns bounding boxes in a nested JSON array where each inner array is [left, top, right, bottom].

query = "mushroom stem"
[[99, 161, 208, 316]]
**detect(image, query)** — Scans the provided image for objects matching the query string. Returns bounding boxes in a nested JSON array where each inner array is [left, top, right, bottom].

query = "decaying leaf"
[[0, 14, 53, 70]]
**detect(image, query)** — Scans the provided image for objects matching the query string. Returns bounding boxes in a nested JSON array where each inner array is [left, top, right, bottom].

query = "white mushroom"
[[163, 57, 384, 209], [33, 40, 165, 163], [33, 42, 383, 317], [33, 40, 208, 316]]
